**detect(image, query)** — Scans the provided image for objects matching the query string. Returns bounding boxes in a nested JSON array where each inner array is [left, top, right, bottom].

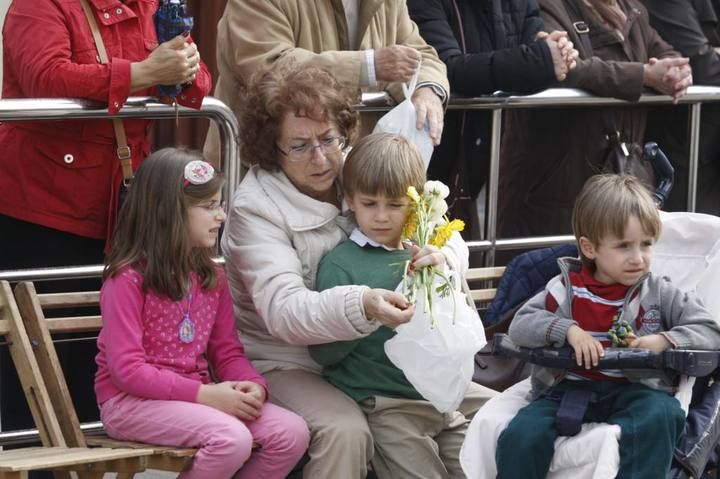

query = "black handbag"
[[601, 132, 656, 189]]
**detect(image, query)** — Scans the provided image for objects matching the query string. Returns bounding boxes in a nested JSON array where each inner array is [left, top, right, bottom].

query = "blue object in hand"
[[153, 0, 194, 99]]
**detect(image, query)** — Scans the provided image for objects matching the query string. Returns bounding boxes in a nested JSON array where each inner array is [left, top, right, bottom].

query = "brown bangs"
[[343, 133, 426, 199]]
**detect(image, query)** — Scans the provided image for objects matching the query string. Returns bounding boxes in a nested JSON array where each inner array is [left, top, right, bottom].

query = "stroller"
[[461, 150, 720, 478]]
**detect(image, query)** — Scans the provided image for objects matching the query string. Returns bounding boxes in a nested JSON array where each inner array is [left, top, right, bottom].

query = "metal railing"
[[0, 96, 240, 205], [2, 87, 720, 445], [358, 86, 720, 261]]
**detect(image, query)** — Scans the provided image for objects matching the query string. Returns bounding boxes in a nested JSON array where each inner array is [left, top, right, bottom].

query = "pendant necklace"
[[176, 289, 195, 344]]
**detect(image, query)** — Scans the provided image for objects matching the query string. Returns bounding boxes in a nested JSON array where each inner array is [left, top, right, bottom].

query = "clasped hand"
[[196, 380, 266, 421], [644, 57, 693, 103], [537, 31, 579, 81]]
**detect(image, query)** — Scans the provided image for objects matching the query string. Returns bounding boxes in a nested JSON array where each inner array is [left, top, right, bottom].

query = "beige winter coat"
[[205, 0, 449, 165]]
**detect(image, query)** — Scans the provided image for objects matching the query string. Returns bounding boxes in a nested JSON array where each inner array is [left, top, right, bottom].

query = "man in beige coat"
[[204, 0, 450, 170]]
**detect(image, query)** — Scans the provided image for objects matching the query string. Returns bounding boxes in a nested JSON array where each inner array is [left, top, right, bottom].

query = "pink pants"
[[100, 393, 309, 479]]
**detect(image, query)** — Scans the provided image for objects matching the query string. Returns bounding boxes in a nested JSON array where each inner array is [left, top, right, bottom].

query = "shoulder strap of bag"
[[562, 0, 623, 142], [562, 0, 594, 57], [79, 0, 134, 185]]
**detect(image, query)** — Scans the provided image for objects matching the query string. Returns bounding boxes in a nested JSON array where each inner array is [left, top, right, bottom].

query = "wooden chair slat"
[[14, 282, 87, 449], [465, 266, 506, 282], [0, 447, 151, 472], [45, 316, 102, 333], [37, 292, 99, 309], [86, 437, 196, 457], [1, 282, 68, 450], [470, 289, 498, 302]]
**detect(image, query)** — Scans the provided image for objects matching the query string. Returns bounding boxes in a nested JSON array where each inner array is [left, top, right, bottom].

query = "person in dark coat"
[[408, 0, 577, 235], [497, 0, 692, 240], [639, 0, 720, 215]]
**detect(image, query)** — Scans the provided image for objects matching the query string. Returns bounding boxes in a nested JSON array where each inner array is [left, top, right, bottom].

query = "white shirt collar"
[[349, 228, 398, 252]]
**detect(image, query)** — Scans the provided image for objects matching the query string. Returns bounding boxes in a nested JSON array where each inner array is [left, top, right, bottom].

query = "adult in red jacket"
[[0, 0, 211, 270], [0, 0, 211, 440]]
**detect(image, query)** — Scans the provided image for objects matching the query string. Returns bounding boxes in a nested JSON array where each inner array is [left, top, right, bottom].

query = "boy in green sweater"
[[309, 133, 489, 479]]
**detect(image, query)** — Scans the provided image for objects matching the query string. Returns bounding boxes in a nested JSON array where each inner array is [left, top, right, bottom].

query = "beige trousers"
[[360, 382, 497, 479], [264, 368, 374, 479], [263, 369, 497, 479]]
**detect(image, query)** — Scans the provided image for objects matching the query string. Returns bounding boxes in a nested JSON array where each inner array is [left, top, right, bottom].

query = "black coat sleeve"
[[408, 0, 557, 96]]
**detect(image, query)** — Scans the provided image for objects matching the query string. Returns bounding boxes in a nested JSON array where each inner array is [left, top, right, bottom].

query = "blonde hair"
[[343, 133, 426, 199], [104, 148, 225, 300], [572, 174, 661, 267]]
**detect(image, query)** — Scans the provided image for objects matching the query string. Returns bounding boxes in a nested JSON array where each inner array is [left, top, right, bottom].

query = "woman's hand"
[[538, 31, 578, 81], [362, 288, 414, 328], [643, 57, 692, 103], [130, 35, 201, 91], [406, 243, 445, 274], [196, 381, 263, 421], [566, 324, 604, 369], [628, 333, 672, 353]]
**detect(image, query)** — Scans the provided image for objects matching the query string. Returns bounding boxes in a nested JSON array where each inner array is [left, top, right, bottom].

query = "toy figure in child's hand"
[[608, 314, 637, 347], [154, 0, 194, 104]]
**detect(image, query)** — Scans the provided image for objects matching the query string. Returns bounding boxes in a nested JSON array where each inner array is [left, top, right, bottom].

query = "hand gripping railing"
[[0, 95, 240, 200]]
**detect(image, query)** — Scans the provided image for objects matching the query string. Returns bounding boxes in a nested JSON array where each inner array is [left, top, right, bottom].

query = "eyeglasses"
[[277, 136, 346, 162], [193, 200, 225, 213]]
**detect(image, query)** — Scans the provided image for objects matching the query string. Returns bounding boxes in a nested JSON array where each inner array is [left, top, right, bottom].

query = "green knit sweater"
[[308, 239, 423, 402]]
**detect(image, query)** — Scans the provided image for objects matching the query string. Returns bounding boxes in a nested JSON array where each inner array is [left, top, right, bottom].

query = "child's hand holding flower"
[[401, 180, 465, 326], [406, 243, 445, 275]]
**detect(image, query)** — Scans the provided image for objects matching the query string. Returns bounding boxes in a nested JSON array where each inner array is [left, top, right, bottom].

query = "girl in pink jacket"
[[94, 147, 309, 479]]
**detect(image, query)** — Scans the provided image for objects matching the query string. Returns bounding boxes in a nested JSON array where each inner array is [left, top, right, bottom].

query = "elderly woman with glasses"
[[221, 62, 493, 478]]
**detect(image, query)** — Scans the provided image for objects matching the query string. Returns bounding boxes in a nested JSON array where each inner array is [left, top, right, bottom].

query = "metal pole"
[[485, 109, 503, 266], [687, 103, 702, 212]]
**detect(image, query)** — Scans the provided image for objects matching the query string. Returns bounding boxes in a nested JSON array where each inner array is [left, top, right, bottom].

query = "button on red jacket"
[[0, 0, 212, 240]]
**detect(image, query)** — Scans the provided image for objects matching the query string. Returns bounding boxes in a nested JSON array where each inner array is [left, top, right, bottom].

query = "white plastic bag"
[[384, 275, 487, 413], [372, 67, 434, 169]]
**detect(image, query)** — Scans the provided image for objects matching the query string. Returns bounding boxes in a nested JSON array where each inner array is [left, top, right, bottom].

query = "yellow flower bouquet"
[[385, 180, 487, 413], [401, 181, 466, 326]]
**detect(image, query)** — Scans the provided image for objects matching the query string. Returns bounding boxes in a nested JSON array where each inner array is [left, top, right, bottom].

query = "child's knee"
[[256, 406, 310, 457], [284, 410, 311, 456], [208, 422, 255, 467]]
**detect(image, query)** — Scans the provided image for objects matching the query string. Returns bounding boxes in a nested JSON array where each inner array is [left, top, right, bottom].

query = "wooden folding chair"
[[12, 281, 196, 477], [0, 280, 153, 479]]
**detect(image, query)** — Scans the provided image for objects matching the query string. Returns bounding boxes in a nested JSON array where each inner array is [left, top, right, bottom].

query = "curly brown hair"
[[238, 61, 359, 171]]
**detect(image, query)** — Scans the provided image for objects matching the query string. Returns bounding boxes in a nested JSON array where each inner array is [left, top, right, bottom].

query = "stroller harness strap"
[[555, 388, 596, 436], [541, 387, 622, 437]]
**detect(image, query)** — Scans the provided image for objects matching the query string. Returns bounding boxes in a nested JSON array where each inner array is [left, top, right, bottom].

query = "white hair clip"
[[184, 160, 215, 186]]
